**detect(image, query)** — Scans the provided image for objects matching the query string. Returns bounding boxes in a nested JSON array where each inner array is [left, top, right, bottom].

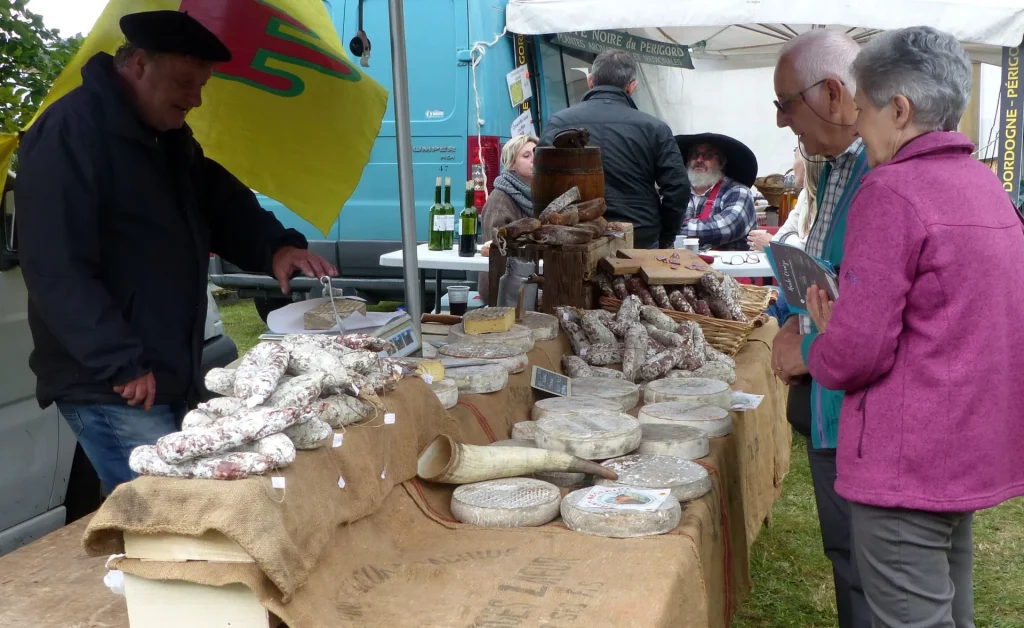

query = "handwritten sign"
[[531, 366, 571, 397]]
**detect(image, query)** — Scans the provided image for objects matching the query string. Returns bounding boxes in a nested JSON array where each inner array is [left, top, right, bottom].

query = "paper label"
[[332, 433, 344, 448], [422, 374, 434, 384], [271, 476, 286, 489], [384, 413, 396, 425], [730, 392, 765, 412], [506, 65, 533, 107], [381, 467, 387, 479], [338, 475, 346, 488], [511, 110, 536, 138], [577, 486, 669, 512]]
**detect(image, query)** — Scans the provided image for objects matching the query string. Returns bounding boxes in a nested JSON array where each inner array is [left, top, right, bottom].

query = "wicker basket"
[[736, 283, 777, 317], [598, 295, 770, 357], [755, 173, 795, 210]]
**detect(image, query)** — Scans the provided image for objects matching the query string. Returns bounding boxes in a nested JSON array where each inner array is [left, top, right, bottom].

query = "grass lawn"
[[220, 298, 1024, 626]]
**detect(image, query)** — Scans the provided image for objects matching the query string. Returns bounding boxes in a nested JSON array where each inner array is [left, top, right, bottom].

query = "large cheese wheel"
[[638, 403, 733, 438], [636, 424, 709, 460], [447, 364, 509, 394], [447, 323, 535, 353], [531, 396, 621, 421], [596, 454, 711, 502], [510, 421, 537, 440], [643, 378, 731, 410], [569, 377, 640, 412], [667, 361, 737, 385], [438, 343, 529, 374], [534, 411, 641, 460], [519, 311, 559, 341], [451, 478, 561, 527], [430, 378, 459, 409], [561, 487, 681, 538], [489, 438, 586, 487]]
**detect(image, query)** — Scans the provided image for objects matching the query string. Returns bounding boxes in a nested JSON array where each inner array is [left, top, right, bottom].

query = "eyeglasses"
[[689, 150, 721, 162], [773, 78, 831, 114], [721, 253, 760, 266]]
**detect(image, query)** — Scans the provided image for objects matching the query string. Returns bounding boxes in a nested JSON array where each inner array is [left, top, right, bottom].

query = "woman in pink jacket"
[[805, 27, 1024, 627]]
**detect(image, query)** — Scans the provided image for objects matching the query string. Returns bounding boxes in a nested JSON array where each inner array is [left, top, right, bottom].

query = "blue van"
[[210, 0, 598, 319]]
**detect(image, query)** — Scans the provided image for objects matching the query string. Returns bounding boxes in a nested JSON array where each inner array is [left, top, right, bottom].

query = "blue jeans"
[[56, 402, 185, 492]]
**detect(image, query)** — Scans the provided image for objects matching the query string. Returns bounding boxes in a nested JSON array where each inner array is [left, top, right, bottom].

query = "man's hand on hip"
[[272, 246, 338, 295], [114, 372, 157, 411]]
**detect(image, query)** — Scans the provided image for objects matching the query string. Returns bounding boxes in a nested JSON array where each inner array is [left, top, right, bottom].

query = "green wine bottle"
[[459, 180, 477, 257], [428, 176, 443, 251], [441, 177, 455, 250]]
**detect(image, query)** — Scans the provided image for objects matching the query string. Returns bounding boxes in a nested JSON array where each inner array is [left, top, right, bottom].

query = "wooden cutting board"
[[598, 249, 715, 285]]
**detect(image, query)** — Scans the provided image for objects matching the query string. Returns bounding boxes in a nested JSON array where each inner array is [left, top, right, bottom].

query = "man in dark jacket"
[[16, 11, 337, 491], [539, 50, 690, 248]]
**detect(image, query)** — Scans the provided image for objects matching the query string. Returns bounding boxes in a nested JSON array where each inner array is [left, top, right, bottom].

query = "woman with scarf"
[[478, 134, 536, 301]]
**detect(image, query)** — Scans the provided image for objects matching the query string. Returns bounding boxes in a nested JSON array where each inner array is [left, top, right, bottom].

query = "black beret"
[[120, 10, 232, 63]]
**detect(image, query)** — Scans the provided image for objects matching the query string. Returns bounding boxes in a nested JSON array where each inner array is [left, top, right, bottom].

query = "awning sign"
[[998, 44, 1023, 209], [553, 30, 694, 70]]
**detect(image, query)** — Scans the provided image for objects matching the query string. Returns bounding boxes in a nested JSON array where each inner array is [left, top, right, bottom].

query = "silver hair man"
[[852, 26, 972, 132]]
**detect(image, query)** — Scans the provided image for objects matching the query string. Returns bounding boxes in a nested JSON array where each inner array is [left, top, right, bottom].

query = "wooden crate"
[[487, 225, 633, 312]]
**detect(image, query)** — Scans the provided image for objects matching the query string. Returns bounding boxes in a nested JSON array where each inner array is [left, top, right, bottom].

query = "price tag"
[[422, 374, 434, 385], [380, 467, 387, 479], [338, 475, 346, 489], [384, 413, 396, 425], [271, 477, 286, 489], [332, 433, 344, 448], [531, 366, 572, 397]]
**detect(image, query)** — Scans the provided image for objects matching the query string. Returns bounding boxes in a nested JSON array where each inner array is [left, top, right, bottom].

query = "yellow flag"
[[13, 0, 389, 236], [0, 134, 16, 178]]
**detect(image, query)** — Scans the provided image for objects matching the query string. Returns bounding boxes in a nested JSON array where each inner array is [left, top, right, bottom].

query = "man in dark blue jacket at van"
[[539, 50, 690, 249], [16, 11, 337, 491]]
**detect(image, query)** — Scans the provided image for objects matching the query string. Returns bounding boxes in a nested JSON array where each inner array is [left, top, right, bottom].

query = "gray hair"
[[852, 27, 972, 131], [113, 41, 163, 68], [501, 134, 538, 172], [779, 30, 861, 94], [590, 50, 638, 90]]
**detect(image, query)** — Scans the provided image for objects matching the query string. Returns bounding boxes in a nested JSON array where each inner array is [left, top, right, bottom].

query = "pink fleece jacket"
[[808, 131, 1024, 512]]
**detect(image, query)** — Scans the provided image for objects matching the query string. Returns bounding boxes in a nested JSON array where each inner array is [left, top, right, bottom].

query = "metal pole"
[[387, 0, 422, 331]]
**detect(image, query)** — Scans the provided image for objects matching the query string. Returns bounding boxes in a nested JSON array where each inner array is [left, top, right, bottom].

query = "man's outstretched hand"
[[272, 246, 338, 294]]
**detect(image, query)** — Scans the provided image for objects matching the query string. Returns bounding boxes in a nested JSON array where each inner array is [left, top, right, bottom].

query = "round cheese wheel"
[[438, 343, 529, 374], [488, 437, 586, 487], [430, 378, 459, 410], [636, 424, 709, 460], [561, 487, 681, 538], [638, 403, 733, 438], [569, 377, 640, 412], [531, 396, 621, 421], [595, 454, 711, 502], [668, 361, 737, 385], [510, 421, 537, 440], [451, 478, 562, 528], [447, 323, 535, 353], [643, 378, 731, 410], [534, 411, 641, 460], [519, 311, 559, 341], [447, 364, 509, 394]]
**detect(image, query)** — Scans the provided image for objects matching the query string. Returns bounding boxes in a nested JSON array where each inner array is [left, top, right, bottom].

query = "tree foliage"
[[0, 0, 84, 133]]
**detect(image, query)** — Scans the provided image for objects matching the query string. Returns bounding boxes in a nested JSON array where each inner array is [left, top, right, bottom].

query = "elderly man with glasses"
[[770, 29, 872, 628]]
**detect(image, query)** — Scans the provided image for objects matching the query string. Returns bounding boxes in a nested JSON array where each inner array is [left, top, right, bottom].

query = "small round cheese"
[[447, 364, 509, 394], [643, 378, 731, 410], [596, 454, 711, 502], [668, 362, 737, 385], [561, 487, 681, 538], [438, 343, 529, 374], [430, 378, 459, 409], [569, 377, 640, 412], [519, 311, 559, 341], [488, 437, 586, 487], [451, 478, 561, 527], [532, 396, 621, 421], [448, 323, 536, 353], [638, 403, 732, 438], [534, 411, 641, 460], [510, 421, 537, 440], [636, 424, 709, 460]]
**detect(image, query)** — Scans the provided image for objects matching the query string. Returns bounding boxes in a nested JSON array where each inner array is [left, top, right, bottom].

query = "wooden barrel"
[[531, 147, 605, 214]]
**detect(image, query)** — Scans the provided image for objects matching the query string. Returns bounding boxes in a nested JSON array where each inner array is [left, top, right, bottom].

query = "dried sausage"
[[640, 305, 678, 332], [562, 355, 593, 378], [545, 208, 580, 226], [592, 273, 616, 299], [579, 342, 624, 366], [622, 324, 648, 382], [611, 275, 630, 300], [640, 351, 677, 381], [667, 289, 694, 313], [284, 417, 333, 450], [575, 198, 607, 222], [649, 284, 673, 309], [155, 407, 301, 464], [496, 217, 542, 241], [527, 225, 593, 245], [561, 320, 591, 355], [233, 343, 289, 407], [581, 311, 617, 344], [616, 294, 642, 325], [321, 394, 375, 428], [625, 277, 656, 306], [204, 368, 236, 396]]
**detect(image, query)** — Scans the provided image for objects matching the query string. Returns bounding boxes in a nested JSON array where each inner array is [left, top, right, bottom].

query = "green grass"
[[218, 298, 1024, 626]]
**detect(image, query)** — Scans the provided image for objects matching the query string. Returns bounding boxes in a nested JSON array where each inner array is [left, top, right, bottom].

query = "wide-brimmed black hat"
[[120, 10, 232, 63], [675, 133, 758, 188]]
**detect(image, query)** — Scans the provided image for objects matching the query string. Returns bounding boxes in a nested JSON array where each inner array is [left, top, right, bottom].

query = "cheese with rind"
[[446, 364, 509, 394], [437, 343, 529, 374], [519, 311, 559, 341], [636, 424, 709, 460], [451, 478, 561, 527], [667, 361, 737, 385], [595, 454, 712, 502], [510, 421, 537, 440], [489, 437, 587, 487], [430, 378, 459, 409], [447, 323, 536, 353], [569, 377, 640, 412], [638, 403, 732, 438], [561, 487, 681, 538], [531, 396, 621, 421], [642, 377, 732, 409], [463, 307, 516, 335], [534, 411, 641, 460]]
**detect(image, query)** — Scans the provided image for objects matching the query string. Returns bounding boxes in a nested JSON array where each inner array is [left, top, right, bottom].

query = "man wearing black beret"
[[15, 10, 338, 491]]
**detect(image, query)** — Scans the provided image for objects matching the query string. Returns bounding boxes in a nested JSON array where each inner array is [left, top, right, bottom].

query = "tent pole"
[[387, 0, 423, 331]]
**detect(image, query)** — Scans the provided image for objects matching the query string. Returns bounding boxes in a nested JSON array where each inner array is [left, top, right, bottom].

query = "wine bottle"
[[441, 177, 455, 250], [428, 177, 443, 251], [459, 181, 477, 257]]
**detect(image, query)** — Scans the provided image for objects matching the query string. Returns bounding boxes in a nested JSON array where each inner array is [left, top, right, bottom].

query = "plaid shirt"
[[680, 176, 756, 250]]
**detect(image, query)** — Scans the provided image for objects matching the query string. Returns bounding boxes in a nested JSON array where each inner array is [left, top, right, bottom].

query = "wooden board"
[[605, 249, 716, 285]]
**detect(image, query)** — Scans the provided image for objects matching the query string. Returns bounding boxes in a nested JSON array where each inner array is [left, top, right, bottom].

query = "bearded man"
[[676, 133, 758, 250]]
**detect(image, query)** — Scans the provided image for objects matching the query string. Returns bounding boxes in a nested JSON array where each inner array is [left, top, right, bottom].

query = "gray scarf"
[[493, 171, 533, 212]]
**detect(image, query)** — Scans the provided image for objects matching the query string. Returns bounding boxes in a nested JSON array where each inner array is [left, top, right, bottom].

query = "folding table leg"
[[435, 270, 443, 314]]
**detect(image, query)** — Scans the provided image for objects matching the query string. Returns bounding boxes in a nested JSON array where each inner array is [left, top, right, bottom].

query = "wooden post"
[[960, 61, 982, 147], [487, 248, 506, 307]]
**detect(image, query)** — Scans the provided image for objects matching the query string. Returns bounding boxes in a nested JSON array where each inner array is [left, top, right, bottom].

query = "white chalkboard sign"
[[531, 367, 571, 397]]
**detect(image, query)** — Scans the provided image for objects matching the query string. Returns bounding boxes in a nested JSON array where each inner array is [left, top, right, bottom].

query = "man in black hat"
[[15, 10, 337, 491], [675, 133, 758, 251]]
